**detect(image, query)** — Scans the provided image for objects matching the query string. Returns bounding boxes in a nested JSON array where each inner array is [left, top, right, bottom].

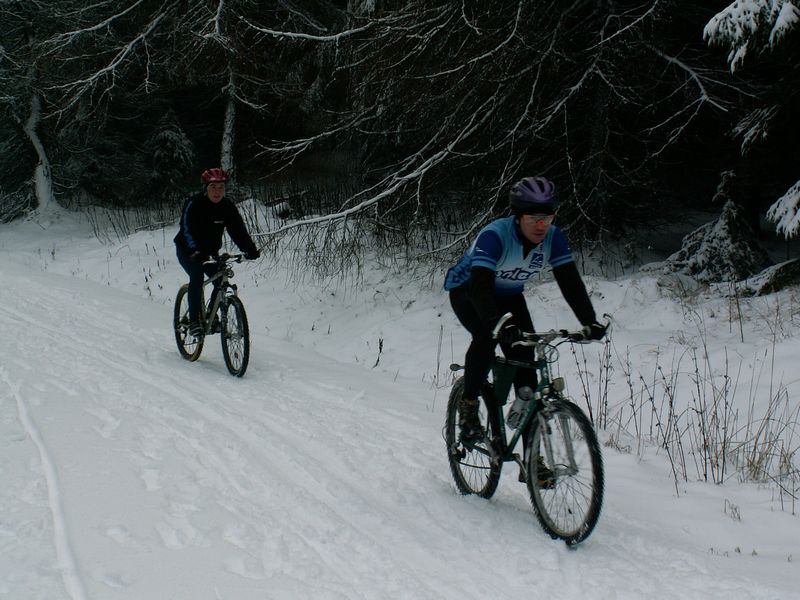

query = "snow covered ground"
[[1, 209, 799, 599]]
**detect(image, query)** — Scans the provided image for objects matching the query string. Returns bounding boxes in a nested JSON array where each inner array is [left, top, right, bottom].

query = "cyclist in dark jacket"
[[174, 168, 260, 337], [444, 176, 606, 444]]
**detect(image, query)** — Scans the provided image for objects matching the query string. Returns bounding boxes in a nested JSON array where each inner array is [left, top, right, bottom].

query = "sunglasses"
[[521, 213, 555, 225]]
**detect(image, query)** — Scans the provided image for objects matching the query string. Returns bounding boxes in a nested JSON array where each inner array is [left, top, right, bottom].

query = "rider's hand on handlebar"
[[588, 321, 607, 340], [497, 322, 522, 345], [586, 321, 607, 340], [567, 321, 607, 342], [244, 249, 260, 261]]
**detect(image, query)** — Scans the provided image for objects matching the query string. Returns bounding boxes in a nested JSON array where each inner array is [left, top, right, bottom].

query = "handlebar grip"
[[492, 312, 514, 339]]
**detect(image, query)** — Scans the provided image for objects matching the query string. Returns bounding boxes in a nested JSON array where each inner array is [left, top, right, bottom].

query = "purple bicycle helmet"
[[509, 176, 559, 214]]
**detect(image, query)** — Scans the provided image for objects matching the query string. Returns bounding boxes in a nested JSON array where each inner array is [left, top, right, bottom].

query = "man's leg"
[[450, 286, 496, 442], [496, 294, 541, 481], [176, 246, 206, 332]]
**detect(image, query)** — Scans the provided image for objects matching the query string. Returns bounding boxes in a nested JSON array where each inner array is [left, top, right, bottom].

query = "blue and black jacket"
[[173, 192, 257, 257]]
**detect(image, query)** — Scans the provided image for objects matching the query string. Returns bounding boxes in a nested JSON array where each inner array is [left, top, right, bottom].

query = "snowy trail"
[[1, 259, 797, 599]]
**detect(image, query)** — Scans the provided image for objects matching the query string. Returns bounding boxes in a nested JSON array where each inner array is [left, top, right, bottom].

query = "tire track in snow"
[[0, 367, 88, 600]]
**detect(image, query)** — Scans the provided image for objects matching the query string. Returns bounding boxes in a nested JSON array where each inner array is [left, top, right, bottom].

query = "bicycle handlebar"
[[492, 312, 612, 345], [202, 253, 244, 267]]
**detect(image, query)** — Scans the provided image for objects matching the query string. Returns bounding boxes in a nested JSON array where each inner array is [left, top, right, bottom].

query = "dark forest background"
[[1, 1, 798, 266]]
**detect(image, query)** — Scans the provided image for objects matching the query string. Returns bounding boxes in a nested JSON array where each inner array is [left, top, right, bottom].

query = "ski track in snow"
[[0, 260, 797, 599]]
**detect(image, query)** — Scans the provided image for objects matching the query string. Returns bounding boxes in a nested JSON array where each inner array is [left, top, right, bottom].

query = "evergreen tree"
[[705, 0, 800, 238]]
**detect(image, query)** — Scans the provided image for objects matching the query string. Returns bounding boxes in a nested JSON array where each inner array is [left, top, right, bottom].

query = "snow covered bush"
[[663, 200, 771, 283]]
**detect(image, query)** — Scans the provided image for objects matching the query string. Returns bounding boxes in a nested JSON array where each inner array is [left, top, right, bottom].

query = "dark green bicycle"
[[445, 313, 609, 545]]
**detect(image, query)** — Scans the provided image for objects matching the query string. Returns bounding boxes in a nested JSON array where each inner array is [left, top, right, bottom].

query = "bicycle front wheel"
[[220, 295, 249, 377], [174, 284, 203, 361], [526, 399, 603, 545], [445, 377, 501, 498]]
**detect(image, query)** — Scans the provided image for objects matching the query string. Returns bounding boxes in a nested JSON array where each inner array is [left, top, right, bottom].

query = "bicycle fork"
[[537, 404, 579, 478]]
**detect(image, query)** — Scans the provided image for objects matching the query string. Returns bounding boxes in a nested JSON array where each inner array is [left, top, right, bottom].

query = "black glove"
[[244, 249, 260, 260], [586, 321, 607, 340], [498, 322, 522, 345], [190, 251, 209, 264]]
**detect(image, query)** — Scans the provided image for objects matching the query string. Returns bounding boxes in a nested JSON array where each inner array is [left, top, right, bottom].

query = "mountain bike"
[[445, 313, 609, 545], [173, 253, 250, 377]]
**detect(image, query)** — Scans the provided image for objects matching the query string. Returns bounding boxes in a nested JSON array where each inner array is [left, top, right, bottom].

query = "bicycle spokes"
[[527, 401, 603, 545], [445, 378, 502, 499]]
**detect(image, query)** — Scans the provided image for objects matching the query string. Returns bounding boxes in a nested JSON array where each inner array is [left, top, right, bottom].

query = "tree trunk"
[[221, 70, 236, 178], [23, 93, 56, 215]]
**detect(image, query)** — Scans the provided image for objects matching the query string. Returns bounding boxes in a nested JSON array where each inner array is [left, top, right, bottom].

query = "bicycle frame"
[[200, 257, 239, 333], [482, 347, 563, 466], [477, 311, 597, 468]]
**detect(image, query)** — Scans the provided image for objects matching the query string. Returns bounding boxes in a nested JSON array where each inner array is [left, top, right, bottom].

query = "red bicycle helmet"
[[201, 168, 229, 183]]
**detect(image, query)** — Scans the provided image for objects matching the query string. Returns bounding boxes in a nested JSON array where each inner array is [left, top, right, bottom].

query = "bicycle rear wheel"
[[445, 377, 501, 498], [174, 284, 203, 361], [526, 399, 603, 545], [220, 295, 249, 377]]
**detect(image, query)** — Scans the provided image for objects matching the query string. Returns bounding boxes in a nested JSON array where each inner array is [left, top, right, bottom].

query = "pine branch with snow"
[[704, 0, 800, 71], [766, 179, 800, 238]]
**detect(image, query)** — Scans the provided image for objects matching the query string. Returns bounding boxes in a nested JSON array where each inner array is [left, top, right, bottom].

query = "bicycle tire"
[[220, 295, 249, 377], [174, 284, 204, 361], [445, 377, 501, 498], [526, 399, 604, 545]]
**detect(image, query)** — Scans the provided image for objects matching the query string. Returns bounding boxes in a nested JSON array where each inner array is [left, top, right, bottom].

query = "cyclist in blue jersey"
[[445, 176, 606, 444], [174, 168, 260, 338]]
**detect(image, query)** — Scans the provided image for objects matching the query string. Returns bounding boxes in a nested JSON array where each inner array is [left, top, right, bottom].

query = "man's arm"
[[552, 262, 596, 326], [224, 203, 258, 256]]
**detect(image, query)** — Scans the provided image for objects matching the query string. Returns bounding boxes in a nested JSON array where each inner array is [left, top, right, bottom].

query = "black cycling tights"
[[449, 286, 538, 401]]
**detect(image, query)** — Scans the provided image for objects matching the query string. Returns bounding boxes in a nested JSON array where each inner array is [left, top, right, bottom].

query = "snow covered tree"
[[705, 0, 800, 238], [147, 109, 196, 198]]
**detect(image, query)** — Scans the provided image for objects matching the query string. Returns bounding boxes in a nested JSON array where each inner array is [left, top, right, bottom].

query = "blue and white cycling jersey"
[[444, 216, 574, 296]]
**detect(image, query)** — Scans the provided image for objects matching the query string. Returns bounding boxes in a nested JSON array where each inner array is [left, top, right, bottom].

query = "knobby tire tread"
[[220, 295, 249, 377]]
